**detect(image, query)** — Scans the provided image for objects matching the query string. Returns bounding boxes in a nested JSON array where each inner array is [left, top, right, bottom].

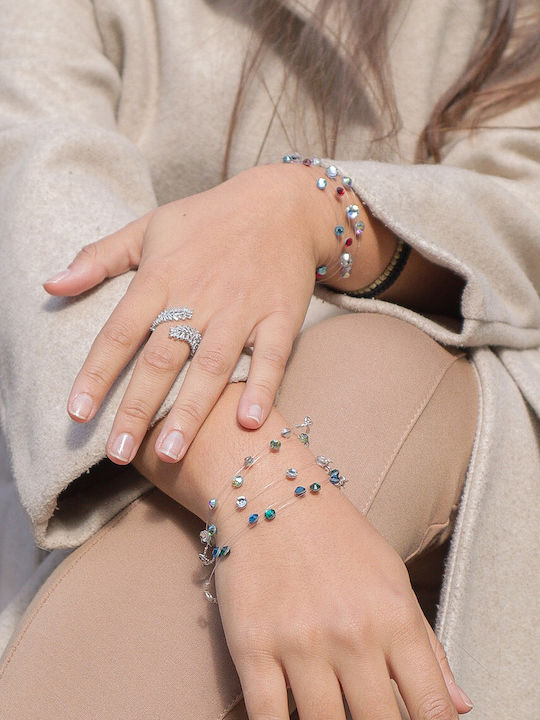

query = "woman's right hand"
[[214, 481, 473, 719]]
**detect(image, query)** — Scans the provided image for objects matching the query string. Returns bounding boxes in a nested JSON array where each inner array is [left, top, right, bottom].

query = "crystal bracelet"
[[202, 455, 347, 603], [198, 418, 313, 567], [282, 153, 365, 283]]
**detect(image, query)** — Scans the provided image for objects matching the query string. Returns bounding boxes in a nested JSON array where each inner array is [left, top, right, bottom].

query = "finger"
[[284, 660, 347, 720], [421, 617, 474, 714], [338, 653, 402, 720], [388, 613, 458, 720], [235, 656, 290, 720], [153, 313, 249, 463], [237, 313, 296, 429], [43, 214, 150, 296], [105, 323, 192, 464], [67, 275, 164, 423]]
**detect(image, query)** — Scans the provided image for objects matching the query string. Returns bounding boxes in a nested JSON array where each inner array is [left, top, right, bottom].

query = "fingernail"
[[457, 685, 473, 709], [247, 404, 263, 424], [109, 432, 135, 463], [44, 269, 71, 284], [158, 429, 186, 461], [69, 392, 94, 421]]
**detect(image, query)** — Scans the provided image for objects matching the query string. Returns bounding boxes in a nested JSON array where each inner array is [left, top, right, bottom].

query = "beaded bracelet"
[[202, 454, 347, 603], [282, 153, 365, 283], [198, 418, 313, 567], [338, 238, 411, 298]]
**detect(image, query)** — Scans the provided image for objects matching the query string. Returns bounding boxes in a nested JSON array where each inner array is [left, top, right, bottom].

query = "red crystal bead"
[[345, 237, 353, 247], [336, 187, 345, 196], [303, 158, 312, 166]]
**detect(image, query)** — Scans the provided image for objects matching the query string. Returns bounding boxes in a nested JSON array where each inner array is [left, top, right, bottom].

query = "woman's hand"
[[44, 163, 335, 465], [215, 484, 473, 719]]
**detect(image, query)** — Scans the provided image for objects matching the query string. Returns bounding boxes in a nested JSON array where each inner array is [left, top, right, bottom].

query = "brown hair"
[[222, 0, 540, 177]]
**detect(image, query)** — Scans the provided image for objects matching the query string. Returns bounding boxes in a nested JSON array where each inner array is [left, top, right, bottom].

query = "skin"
[[43, 161, 471, 718]]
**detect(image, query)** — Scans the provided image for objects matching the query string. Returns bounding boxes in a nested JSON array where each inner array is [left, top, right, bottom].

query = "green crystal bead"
[[310, 482, 322, 493], [264, 508, 276, 521], [219, 546, 230, 557]]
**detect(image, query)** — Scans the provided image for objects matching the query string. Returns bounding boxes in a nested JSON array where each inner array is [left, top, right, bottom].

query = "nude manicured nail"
[[457, 685, 473, 709], [69, 392, 93, 421], [247, 404, 263, 424], [44, 269, 71, 284], [159, 429, 186, 461], [109, 433, 135, 463]]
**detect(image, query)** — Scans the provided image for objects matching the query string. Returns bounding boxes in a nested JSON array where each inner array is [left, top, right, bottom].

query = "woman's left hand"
[[44, 163, 333, 465]]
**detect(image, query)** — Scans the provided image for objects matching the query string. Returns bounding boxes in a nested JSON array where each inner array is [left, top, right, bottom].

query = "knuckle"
[[142, 343, 177, 373], [81, 364, 109, 390], [175, 396, 203, 427], [260, 344, 288, 372], [76, 242, 99, 262], [121, 397, 153, 423], [416, 694, 455, 720], [390, 603, 424, 647], [193, 345, 228, 377], [102, 320, 133, 351], [250, 376, 275, 399]]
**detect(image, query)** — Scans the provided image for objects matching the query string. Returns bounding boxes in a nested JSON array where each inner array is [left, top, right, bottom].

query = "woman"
[[0, 0, 538, 717]]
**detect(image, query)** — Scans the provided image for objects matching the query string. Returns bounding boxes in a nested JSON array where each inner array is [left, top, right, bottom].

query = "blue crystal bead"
[[330, 468, 340, 478], [212, 547, 219, 557], [282, 154, 293, 163], [219, 546, 230, 557], [208, 524, 217, 535], [208, 498, 217, 510], [236, 496, 247, 509], [316, 265, 328, 278], [290, 152, 301, 160], [334, 225, 345, 237], [294, 486, 306, 497], [248, 513, 259, 525], [264, 508, 276, 520], [286, 468, 298, 479], [316, 178, 327, 189], [326, 165, 338, 178]]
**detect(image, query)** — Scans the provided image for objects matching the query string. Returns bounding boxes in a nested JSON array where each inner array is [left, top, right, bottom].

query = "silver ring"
[[168, 324, 202, 357], [150, 306, 193, 332]]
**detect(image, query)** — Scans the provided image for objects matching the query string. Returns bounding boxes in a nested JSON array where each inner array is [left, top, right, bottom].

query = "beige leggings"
[[0, 314, 479, 719]]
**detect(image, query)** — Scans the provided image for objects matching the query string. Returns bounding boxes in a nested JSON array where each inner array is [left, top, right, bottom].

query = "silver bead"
[[342, 176, 352, 186], [326, 165, 338, 178], [311, 157, 322, 165], [232, 475, 244, 487], [316, 177, 327, 189], [244, 456, 256, 467], [236, 496, 248, 509], [286, 468, 298, 479], [281, 427, 292, 438], [346, 204, 359, 219], [340, 252, 353, 267], [198, 553, 214, 566]]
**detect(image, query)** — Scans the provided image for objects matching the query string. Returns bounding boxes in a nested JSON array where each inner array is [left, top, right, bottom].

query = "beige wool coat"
[[0, 0, 539, 717]]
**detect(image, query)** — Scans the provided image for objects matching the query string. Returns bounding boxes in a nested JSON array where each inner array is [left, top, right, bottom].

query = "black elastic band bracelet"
[[335, 238, 411, 298]]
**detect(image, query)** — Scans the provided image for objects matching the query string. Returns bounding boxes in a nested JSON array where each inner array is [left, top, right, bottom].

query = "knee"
[[292, 312, 460, 379]]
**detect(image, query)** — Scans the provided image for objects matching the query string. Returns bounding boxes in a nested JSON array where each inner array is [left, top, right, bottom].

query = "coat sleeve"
[[0, 0, 252, 550], [316, 99, 540, 351]]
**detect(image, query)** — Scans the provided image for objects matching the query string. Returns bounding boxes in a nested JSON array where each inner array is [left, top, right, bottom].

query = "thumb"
[[43, 212, 151, 296]]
